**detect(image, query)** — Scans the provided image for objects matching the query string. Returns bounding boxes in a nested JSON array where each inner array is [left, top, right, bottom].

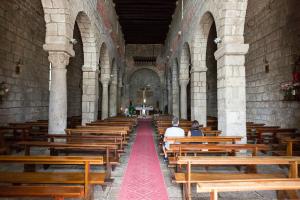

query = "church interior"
[[0, 0, 300, 199]]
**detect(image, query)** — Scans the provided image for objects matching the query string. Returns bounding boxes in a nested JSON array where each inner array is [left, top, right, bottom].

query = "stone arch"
[[192, 11, 217, 71], [67, 22, 84, 118], [128, 66, 163, 86], [187, 11, 219, 126], [75, 11, 98, 68], [129, 68, 162, 110], [41, 0, 74, 56], [99, 42, 111, 81], [111, 58, 118, 82], [179, 42, 192, 80], [206, 21, 218, 119]]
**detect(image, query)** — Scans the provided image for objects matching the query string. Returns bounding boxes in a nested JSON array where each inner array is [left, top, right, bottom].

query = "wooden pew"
[[197, 179, 300, 200], [0, 129, 9, 154], [165, 136, 242, 144], [273, 138, 300, 156], [168, 143, 269, 157], [17, 141, 120, 171], [157, 127, 221, 136], [0, 155, 106, 199], [65, 128, 128, 143], [82, 124, 132, 134], [256, 128, 298, 144], [166, 143, 270, 168], [47, 134, 126, 149], [174, 156, 300, 200]]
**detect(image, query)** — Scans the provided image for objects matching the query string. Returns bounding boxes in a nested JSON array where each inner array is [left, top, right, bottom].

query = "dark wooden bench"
[[0, 155, 107, 199]]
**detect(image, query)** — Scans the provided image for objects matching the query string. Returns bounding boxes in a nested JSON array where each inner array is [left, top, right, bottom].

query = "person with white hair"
[[162, 116, 185, 162]]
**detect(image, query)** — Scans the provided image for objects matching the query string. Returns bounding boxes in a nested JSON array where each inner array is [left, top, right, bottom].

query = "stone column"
[[179, 79, 189, 120], [190, 67, 207, 126], [101, 80, 109, 120], [117, 82, 123, 113], [172, 69, 180, 118], [109, 81, 118, 117], [81, 67, 99, 124], [48, 52, 70, 134], [167, 78, 172, 114], [215, 43, 249, 143]]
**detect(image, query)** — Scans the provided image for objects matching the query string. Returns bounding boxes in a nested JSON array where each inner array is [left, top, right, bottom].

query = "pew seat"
[[0, 185, 84, 200]]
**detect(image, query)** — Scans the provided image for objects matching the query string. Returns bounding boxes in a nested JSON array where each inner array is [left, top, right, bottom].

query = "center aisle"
[[117, 119, 168, 200]]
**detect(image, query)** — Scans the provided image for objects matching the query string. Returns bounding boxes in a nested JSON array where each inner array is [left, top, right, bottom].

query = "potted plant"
[[280, 82, 294, 100]]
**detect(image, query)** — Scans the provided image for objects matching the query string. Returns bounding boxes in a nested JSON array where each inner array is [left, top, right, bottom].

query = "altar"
[[135, 105, 153, 116]]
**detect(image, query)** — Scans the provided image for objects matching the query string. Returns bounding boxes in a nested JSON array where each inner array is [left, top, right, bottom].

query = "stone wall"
[[206, 23, 218, 118], [123, 44, 166, 111], [245, 0, 300, 128], [67, 23, 83, 118], [0, 0, 49, 125]]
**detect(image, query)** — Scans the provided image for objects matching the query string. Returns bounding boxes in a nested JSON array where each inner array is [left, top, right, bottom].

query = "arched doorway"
[[67, 22, 83, 119], [206, 22, 218, 119], [129, 68, 161, 112]]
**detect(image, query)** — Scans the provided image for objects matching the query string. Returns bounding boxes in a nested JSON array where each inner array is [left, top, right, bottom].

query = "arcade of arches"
[[0, 0, 300, 199], [1, 0, 300, 134]]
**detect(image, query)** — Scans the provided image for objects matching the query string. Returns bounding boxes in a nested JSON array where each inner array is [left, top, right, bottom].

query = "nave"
[[1, 0, 300, 199]]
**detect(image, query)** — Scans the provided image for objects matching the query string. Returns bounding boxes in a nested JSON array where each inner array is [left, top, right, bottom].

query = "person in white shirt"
[[162, 116, 185, 162]]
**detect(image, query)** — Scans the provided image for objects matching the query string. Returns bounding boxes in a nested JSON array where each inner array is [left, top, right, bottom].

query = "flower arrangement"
[[280, 81, 300, 100], [280, 82, 294, 92]]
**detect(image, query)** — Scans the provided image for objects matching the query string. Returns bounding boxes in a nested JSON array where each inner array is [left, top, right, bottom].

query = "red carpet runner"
[[118, 119, 168, 200]]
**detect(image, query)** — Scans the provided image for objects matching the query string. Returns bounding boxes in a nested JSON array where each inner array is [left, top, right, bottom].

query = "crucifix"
[[142, 87, 146, 104]]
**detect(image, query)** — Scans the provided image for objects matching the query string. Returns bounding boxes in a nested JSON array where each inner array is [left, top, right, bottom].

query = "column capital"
[[118, 82, 123, 88], [44, 43, 75, 57], [214, 43, 249, 60], [179, 79, 189, 87], [110, 81, 118, 86], [101, 80, 110, 86], [101, 74, 111, 85], [48, 52, 70, 68]]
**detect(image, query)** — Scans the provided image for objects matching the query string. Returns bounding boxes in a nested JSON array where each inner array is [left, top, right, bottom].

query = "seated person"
[[187, 120, 203, 137], [162, 116, 185, 162]]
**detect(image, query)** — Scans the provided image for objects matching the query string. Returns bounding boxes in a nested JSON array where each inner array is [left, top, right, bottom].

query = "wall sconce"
[[214, 37, 222, 44], [178, 31, 182, 36], [69, 38, 78, 45], [15, 59, 24, 75], [263, 56, 270, 73], [0, 81, 9, 103]]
